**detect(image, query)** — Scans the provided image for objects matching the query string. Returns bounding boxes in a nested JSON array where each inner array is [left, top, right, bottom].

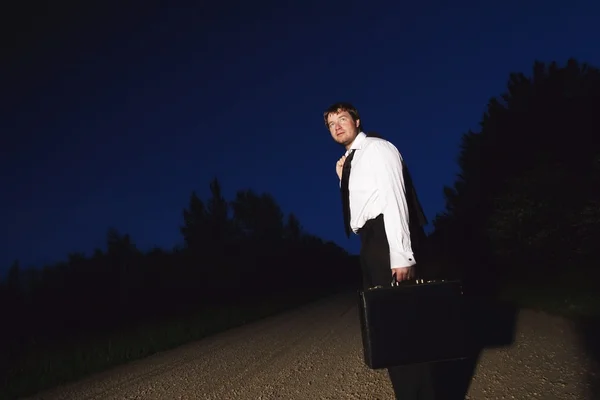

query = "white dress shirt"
[[341, 131, 416, 269]]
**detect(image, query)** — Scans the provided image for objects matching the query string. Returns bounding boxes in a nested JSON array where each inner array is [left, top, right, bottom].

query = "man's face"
[[326, 110, 360, 149]]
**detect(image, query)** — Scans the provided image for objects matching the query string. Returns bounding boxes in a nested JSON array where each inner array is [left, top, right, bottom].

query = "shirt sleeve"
[[369, 142, 416, 268]]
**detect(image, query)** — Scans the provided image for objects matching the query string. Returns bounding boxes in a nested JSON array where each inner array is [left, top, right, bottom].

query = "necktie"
[[340, 149, 356, 237]]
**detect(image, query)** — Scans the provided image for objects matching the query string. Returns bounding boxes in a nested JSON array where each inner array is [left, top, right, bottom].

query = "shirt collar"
[[345, 131, 367, 156]]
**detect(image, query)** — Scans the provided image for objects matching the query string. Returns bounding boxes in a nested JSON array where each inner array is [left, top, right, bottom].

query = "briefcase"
[[358, 279, 469, 369]]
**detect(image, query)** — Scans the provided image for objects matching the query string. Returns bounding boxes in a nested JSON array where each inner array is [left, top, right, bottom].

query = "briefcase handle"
[[367, 279, 463, 295], [391, 278, 428, 287]]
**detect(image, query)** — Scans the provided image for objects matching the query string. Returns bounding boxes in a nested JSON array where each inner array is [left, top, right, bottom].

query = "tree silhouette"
[[205, 178, 230, 242], [6, 260, 21, 296], [1, 177, 356, 393], [180, 190, 207, 251], [284, 212, 302, 241], [231, 189, 284, 242], [429, 58, 600, 293]]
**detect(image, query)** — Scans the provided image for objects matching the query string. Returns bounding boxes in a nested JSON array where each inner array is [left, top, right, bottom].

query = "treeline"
[[0, 180, 360, 379], [427, 58, 600, 296]]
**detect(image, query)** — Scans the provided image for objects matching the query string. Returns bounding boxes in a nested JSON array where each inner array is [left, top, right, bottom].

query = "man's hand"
[[392, 266, 414, 283], [336, 155, 347, 180]]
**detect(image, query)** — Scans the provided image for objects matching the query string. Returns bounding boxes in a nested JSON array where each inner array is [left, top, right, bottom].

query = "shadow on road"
[[577, 316, 600, 399], [432, 295, 519, 400]]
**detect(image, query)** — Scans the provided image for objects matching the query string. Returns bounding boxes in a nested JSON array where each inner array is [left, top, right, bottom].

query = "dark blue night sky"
[[2, 1, 599, 275]]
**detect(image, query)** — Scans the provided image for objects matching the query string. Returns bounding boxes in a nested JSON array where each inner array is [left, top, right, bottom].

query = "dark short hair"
[[323, 102, 363, 131]]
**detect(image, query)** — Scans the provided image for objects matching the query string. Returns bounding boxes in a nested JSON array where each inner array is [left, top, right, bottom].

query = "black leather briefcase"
[[358, 279, 469, 369]]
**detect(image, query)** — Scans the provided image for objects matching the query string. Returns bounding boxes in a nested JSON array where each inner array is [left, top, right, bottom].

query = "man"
[[324, 102, 435, 400]]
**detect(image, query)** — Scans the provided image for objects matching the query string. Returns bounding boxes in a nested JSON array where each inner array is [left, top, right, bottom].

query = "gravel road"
[[25, 292, 597, 400]]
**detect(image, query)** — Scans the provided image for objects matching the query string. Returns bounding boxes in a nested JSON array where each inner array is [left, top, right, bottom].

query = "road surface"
[[25, 292, 597, 399]]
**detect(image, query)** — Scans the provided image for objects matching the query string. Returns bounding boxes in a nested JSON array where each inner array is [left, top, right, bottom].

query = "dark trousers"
[[358, 214, 436, 400]]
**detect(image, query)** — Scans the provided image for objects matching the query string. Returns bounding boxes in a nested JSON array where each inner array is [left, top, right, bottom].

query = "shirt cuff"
[[390, 251, 417, 269]]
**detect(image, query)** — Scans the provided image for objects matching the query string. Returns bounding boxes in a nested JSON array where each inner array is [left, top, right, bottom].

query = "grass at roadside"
[[1, 287, 348, 400], [499, 274, 600, 319]]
